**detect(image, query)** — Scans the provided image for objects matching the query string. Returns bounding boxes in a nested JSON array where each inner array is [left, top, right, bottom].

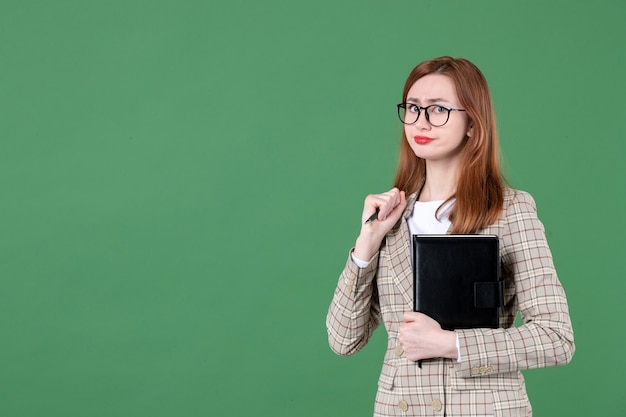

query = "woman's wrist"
[[442, 330, 459, 360], [353, 233, 382, 262]]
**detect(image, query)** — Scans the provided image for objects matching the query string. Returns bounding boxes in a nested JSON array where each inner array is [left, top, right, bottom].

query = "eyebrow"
[[406, 97, 452, 104]]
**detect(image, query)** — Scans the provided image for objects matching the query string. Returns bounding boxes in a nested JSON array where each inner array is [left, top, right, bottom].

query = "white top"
[[408, 199, 452, 235]]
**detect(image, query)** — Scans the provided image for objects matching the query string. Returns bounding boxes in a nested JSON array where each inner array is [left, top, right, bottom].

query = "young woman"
[[326, 56, 575, 416]]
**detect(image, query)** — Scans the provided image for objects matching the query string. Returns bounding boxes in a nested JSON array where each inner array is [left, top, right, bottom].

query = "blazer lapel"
[[386, 192, 418, 309]]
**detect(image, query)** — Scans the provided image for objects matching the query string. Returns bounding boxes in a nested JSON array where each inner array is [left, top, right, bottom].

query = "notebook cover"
[[412, 234, 502, 330]]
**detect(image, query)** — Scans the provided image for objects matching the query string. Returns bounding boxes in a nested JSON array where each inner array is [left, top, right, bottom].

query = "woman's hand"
[[353, 188, 406, 261], [399, 312, 458, 362]]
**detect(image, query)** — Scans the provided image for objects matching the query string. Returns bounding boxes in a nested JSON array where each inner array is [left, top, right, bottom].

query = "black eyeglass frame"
[[396, 103, 466, 127]]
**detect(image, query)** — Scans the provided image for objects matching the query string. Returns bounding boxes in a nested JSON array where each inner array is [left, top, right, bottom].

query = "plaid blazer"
[[327, 188, 575, 417]]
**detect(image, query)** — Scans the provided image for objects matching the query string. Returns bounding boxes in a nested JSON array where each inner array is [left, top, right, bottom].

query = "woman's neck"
[[419, 161, 459, 202]]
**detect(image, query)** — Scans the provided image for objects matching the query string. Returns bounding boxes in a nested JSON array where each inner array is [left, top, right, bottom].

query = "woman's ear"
[[467, 124, 474, 137]]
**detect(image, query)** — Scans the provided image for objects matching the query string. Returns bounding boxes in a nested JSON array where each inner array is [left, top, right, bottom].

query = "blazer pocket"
[[377, 362, 397, 391], [451, 371, 523, 391]]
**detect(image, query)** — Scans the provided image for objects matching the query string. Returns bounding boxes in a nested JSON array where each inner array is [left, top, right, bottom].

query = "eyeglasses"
[[397, 103, 466, 127]]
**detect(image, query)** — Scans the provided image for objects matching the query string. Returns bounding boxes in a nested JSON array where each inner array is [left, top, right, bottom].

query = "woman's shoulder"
[[502, 187, 538, 213]]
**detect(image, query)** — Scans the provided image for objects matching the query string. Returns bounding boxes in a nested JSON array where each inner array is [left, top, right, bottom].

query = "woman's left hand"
[[399, 312, 459, 362]]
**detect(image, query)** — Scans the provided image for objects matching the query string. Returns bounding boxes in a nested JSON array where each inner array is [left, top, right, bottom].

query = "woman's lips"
[[414, 136, 434, 145]]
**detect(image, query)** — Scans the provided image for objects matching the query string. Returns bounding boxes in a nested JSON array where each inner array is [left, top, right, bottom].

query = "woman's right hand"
[[353, 188, 406, 261]]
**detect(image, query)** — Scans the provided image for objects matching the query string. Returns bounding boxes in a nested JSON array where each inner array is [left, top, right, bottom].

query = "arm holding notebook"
[[454, 191, 575, 377], [399, 311, 458, 362]]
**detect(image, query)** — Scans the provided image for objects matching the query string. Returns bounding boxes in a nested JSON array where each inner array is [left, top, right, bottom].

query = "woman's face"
[[404, 74, 471, 165]]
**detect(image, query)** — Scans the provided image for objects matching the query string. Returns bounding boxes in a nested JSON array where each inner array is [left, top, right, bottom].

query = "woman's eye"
[[408, 104, 420, 113], [432, 106, 448, 114]]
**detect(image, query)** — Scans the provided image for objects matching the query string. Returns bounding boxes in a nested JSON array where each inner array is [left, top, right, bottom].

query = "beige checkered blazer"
[[327, 188, 575, 416]]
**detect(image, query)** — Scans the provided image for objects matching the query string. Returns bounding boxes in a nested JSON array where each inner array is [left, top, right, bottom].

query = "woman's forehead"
[[406, 74, 458, 104]]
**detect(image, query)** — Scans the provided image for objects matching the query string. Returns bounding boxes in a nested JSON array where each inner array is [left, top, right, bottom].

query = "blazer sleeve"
[[455, 190, 575, 377], [326, 251, 383, 356]]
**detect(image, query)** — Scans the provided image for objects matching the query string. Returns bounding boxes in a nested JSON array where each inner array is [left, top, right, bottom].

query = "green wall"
[[1, 1, 624, 416]]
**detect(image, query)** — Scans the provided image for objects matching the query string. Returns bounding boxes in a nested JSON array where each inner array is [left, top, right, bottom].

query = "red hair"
[[393, 56, 504, 234]]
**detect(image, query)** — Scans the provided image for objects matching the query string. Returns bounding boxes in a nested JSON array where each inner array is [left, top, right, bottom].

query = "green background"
[[1, 1, 624, 416]]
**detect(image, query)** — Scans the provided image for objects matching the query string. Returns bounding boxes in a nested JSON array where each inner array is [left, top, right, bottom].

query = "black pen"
[[364, 207, 380, 224]]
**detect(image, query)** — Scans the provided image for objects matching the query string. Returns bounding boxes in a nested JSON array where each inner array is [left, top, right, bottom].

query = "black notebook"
[[412, 234, 503, 330]]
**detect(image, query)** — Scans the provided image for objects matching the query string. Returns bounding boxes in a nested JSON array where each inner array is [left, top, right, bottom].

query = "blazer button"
[[395, 344, 403, 356], [432, 399, 443, 411], [398, 400, 408, 412]]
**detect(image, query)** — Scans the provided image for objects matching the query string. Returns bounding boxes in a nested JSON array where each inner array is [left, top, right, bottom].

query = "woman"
[[326, 56, 575, 416]]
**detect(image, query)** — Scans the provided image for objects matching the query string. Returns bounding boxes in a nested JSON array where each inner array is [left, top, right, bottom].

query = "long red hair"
[[393, 56, 504, 234]]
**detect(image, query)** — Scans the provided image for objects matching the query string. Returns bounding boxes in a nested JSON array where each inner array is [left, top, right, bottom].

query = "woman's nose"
[[414, 111, 431, 130]]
